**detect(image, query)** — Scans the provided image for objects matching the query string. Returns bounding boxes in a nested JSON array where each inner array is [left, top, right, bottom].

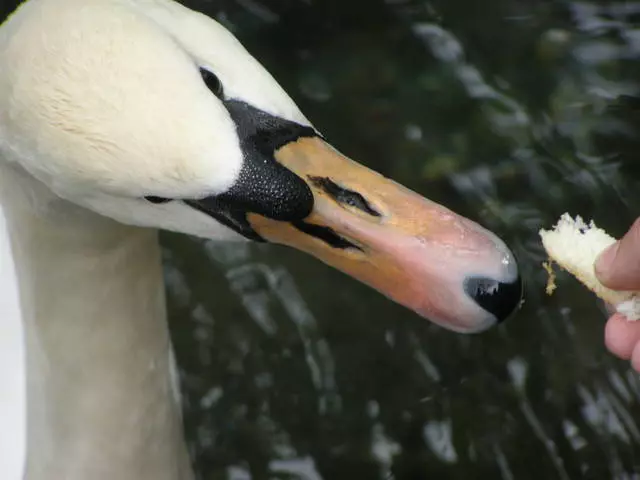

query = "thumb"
[[595, 218, 640, 290]]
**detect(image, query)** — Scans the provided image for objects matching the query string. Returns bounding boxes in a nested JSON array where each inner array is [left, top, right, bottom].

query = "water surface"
[[163, 1, 640, 478]]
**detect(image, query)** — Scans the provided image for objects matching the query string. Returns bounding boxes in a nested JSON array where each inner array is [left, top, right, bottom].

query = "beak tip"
[[464, 274, 524, 326]]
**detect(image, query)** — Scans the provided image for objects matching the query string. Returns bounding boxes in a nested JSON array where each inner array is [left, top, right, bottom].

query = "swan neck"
[[0, 163, 193, 480]]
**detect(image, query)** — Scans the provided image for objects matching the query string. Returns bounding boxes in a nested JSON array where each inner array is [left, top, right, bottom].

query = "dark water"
[[5, 0, 640, 478], [161, 1, 640, 479], [160, 1, 640, 479], [159, 2, 640, 479]]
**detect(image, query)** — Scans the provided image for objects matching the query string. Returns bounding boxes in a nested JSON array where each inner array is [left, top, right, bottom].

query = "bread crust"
[[539, 213, 640, 320]]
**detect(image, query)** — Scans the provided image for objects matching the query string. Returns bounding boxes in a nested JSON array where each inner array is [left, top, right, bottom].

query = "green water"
[[163, 1, 640, 478]]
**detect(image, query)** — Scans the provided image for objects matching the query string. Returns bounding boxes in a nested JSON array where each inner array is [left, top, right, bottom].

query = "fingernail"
[[595, 242, 618, 278]]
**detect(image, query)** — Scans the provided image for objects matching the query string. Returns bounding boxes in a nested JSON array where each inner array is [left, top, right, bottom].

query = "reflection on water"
[[156, 0, 640, 478]]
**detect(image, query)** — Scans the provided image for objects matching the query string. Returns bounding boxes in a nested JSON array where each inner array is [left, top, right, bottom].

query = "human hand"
[[595, 218, 640, 372]]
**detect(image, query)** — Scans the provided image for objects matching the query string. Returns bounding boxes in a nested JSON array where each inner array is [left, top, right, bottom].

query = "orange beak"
[[249, 137, 522, 333]]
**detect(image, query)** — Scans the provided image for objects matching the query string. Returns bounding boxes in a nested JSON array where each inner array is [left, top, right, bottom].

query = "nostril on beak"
[[464, 275, 524, 324]]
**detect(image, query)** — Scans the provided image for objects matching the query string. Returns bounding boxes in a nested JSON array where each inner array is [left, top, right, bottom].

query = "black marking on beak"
[[180, 97, 319, 241], [213, 99, 318, 224], [185, 198, 265, 242], [464, 275, 524, 324], [145, 196, 172, 204], [292, 220, 362, 251], [223, 99, 317, 155], [308, 176, 381, 217]]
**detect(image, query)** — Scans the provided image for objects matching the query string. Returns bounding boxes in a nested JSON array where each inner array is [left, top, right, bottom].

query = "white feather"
[[0, 202, 27, 480], [0, 0, 313, 477]]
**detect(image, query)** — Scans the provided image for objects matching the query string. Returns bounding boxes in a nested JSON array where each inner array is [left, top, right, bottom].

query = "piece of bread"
[[539, 213, 640, 321]]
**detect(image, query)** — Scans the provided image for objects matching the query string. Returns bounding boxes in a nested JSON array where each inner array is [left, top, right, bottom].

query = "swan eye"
[[200, 68, 224, 98]]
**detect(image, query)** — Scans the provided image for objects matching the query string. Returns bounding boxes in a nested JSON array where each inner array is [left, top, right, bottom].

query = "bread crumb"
[[542, 260, 557, 295]]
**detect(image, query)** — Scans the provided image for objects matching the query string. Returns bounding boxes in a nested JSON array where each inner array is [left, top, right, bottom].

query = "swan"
[[0, 0, 523, 478]]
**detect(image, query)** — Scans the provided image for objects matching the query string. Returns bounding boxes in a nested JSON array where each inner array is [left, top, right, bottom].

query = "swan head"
[[0, 0, 523, 333]]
